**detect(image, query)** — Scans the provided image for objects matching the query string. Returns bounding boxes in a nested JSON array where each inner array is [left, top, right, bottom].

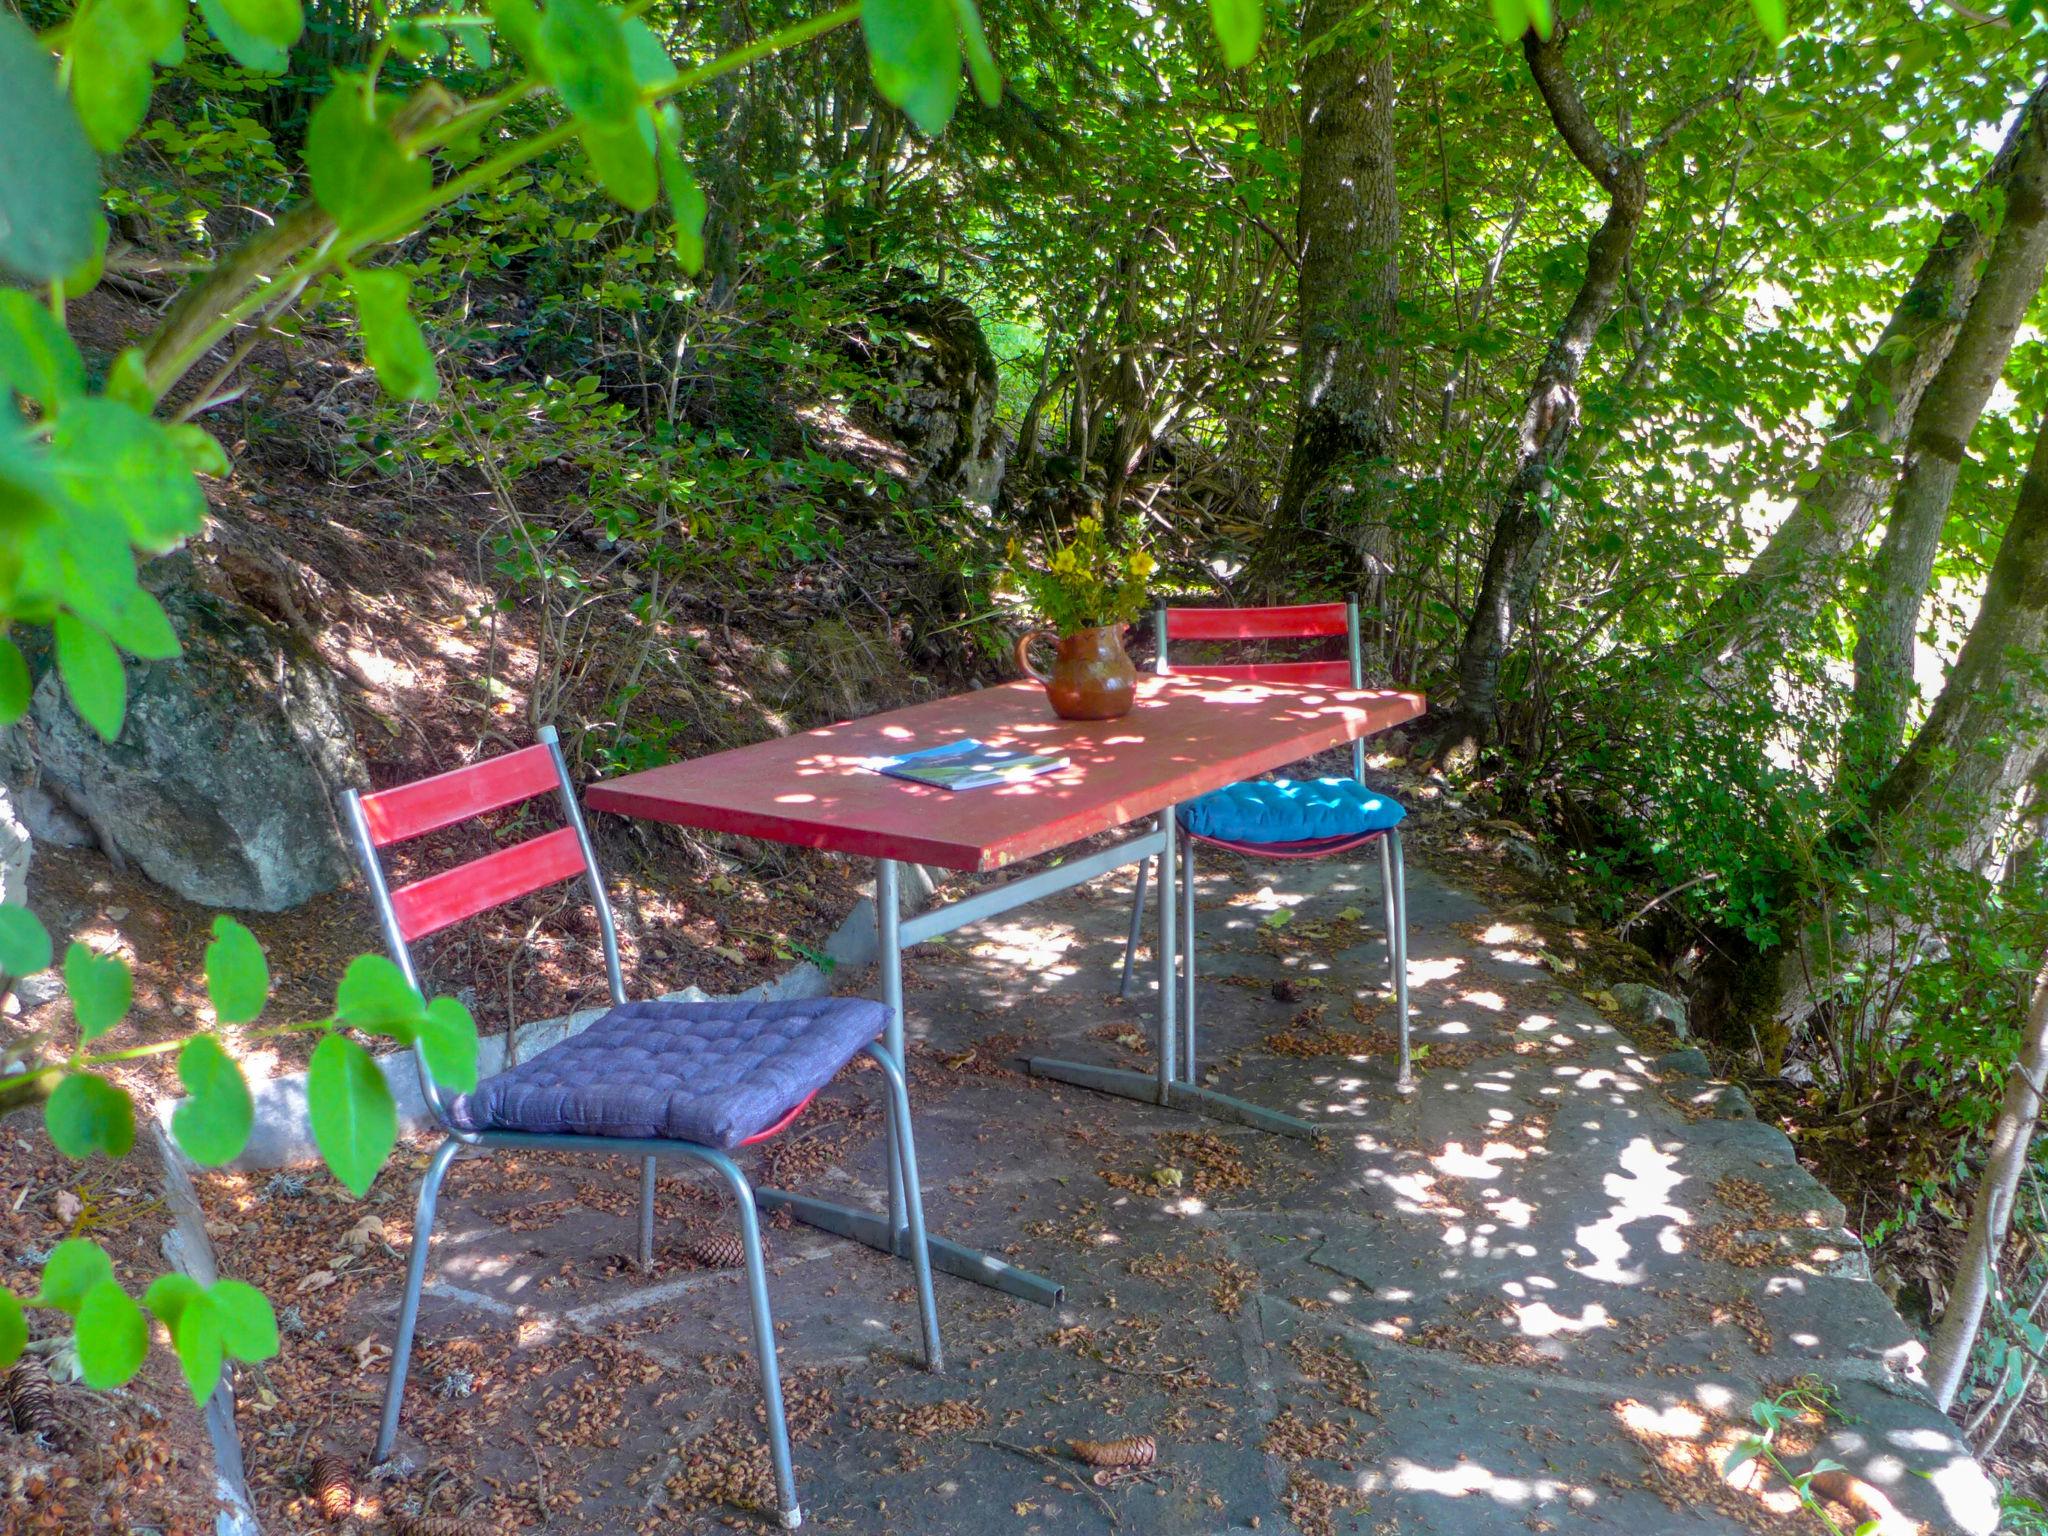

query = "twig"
[[966, 1437, 1121, 1528], [1615, 871, 1721, 934]]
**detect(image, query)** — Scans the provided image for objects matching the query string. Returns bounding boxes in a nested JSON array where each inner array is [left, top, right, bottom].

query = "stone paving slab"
[[353, 849, 2000, 1535]]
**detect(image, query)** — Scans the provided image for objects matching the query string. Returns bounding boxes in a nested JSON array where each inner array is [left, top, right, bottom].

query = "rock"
[[1542, 903, 1578, 925], [1501, 837, 1550, 877], [1610, 981, 1689, 1039], [855, 278, 1006, 508], [11, 559, 365, 911], [0, 787, 27, 909], [8, 783, 92, 848]]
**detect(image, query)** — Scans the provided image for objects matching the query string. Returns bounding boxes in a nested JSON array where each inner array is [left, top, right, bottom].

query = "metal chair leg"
[[1378, 835, 1399, 992], [374, 1135, 462, 1464], [704, 1152, 802, 1529], [864, 1042, 944, 1374], [1120, 854, 1150, 998], [1391, 829, 1413, 1092], [638, 1156, 657, 1272], [1180, 839, 1197, 1078]]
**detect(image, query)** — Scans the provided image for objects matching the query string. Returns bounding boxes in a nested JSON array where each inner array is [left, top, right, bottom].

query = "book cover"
[[876, 738, 1070, 792]]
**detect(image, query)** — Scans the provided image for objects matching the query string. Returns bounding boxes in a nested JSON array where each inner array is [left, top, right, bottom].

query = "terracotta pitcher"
[[1015, 624, 1138, 721]]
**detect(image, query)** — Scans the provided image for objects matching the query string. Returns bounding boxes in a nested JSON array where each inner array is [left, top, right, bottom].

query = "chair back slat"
[[360, 743, 561, 847], [1169, 660, 1353, 686], [1163, 602, 1349, 641], [388, 825, 587, 943]]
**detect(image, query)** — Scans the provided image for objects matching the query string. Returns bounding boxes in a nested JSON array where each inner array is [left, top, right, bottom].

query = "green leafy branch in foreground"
[[0, 904, 477, 1405]]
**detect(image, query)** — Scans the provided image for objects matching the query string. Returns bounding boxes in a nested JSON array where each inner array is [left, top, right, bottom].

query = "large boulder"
[[852, 280, 1006, 508], [10, 558, 365, 911]]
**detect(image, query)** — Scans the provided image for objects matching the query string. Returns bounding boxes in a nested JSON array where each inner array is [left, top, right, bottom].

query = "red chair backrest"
[[1157, 601, 1358, 686], [350, 737, 593, 945]]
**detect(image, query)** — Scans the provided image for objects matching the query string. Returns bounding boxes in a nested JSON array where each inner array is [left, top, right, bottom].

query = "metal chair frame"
[[1119, 600, 1412, 1091], [341, 726, 942, 1530]]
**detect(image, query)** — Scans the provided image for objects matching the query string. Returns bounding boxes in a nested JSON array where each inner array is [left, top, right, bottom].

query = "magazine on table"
[[875, 738, 1070, 791]]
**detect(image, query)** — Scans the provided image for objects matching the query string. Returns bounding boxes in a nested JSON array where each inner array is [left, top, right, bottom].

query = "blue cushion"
[[448, 995, 888, 1149], [1178, 777, 1405, 846]]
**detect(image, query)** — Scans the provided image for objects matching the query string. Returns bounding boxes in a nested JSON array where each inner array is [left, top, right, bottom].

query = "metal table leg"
[[1029, 806, 1323, 1139], [758, 856, 1068, 1309]]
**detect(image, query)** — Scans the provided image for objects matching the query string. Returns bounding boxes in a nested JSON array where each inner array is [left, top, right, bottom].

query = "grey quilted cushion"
[[448, 996, 888, 1149]]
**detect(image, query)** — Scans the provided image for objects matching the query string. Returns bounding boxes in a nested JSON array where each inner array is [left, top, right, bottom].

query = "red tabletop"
[[585, 676, 1426, 873]]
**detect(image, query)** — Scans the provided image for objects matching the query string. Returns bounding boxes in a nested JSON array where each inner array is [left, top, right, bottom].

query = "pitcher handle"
[[1015, 630, 1055, 684]]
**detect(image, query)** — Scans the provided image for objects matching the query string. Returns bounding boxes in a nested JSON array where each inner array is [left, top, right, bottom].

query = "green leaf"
[[204, 917, 269, 1025], [52, 613, 127, 742], [655, 124, 707, 276], [348, 268, 440, 403], [197, 0, 292, 71], [143, 1271, 204, 1326], [217, 0, 301, 47], [307, 1033, 397, 1198], [334, 953, 427, 1034], [416, 995, 478, 1092], [863, 0, 962, 136], [0, 639, 30, 728], [0, 290, 86, 409], [0, 1290, 23, 1370], [532, 0, 657, 209], [307, 83, 431, 235], [0, 11, 102, 282], [66, 0, 186, 153], [32, 1239, 113, 1315], [172, 1034, 253, 1167], [1490, 0, 1552, 41], [103, 347, 152, 412], [0, 905, 51, 975], [65, 941, 132, 1043], [951, 0, 1001, 106], [168, 424, 231, 478], [209, 1278, 277, 1361], [74, 1278, 148, 1388], [49, 398, 208, 553], [1749, 0, 1786, 41], [44, 1072, 135, 1159], [57, 211, 110, 300], [100, 585, 180, 661], [1207, 0, 1262, 67], [172, 1291, 224, 1401]]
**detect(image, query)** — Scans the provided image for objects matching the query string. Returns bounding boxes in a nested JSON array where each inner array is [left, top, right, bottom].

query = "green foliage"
[[0, 11, 101, 281], [64, 941, 132, 1043], [204, 916, 268, 1026], [1006, 517, 1155, 634], [172, 1034, 254, 1167], [306, 1033, 397, 1198]]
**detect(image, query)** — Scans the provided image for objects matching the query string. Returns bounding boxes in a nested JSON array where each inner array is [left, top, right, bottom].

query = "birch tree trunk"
[[1671, 76, 2048, 688], [1247, 0, 1399, 593], [1926, 954, 2048, 1410]]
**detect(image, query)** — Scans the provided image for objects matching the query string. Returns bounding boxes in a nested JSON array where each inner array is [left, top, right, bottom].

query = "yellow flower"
[[1128, 552, 1156, 578]]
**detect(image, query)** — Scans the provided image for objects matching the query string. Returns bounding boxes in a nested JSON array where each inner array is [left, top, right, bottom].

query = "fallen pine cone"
[[390, 1515, 494, 1536], [687, 1231, 747, 1270], [1068, 1435, 1156, 1469], [310, 1452, 355, 1522], [6, 1356, 57, 1442]]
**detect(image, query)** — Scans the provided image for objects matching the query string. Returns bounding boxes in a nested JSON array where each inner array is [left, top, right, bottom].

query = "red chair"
[[1121, 599, 1412, 1090], [341, 727, 941, 1529]]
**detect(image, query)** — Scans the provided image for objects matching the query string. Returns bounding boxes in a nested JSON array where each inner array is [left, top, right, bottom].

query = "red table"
[[589, 675, 1425, 1304]]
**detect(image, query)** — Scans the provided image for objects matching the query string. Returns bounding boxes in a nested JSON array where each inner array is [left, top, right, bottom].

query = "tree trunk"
[[1766, 413, 2048, 1037], [1246, 0, 1399, 593], [1433, 23, 1656, 758], [1926, 953, 2048, 1410], [1846, 103, 2048, 782], [1672, 76, 2048, 688], [1867, 410, 2048, 873]]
